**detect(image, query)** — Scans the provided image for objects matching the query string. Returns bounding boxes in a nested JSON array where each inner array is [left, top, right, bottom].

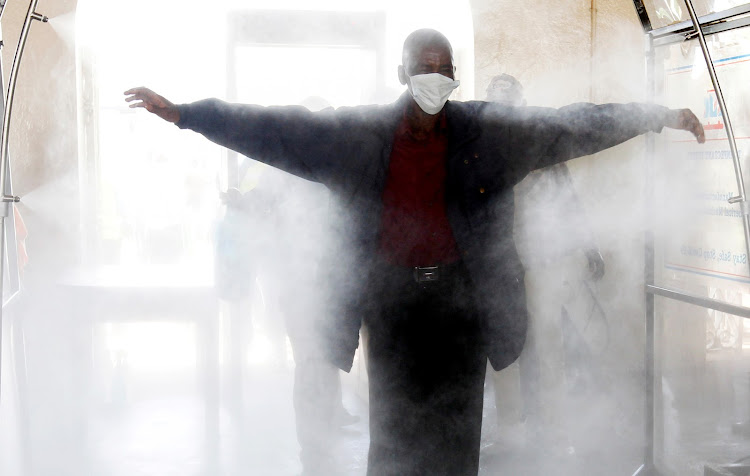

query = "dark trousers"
[[363, 261, 487, 476]]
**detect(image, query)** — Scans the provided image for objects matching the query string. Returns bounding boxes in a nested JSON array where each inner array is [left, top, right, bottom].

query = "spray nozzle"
[[30, 12, 47, 23], [728, 195, 750, 216], [0, 195, 19, 217]]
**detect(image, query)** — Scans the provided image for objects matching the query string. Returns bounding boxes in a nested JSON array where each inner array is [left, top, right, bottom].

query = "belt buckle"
[[413, 265, 440, 283]]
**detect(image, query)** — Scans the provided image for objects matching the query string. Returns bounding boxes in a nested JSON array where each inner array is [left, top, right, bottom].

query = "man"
[[485, 73, 608, 457], [125, 28, 704, 475]]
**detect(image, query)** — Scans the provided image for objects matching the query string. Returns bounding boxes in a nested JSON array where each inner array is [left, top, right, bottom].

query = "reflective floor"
[[79, 361, 642, 476], [78, 352, 750, 476], [82, 364, 597, 476], [654, 348, 750, 476], [3, 307, 750, 476], [87, 365, 365, 476]]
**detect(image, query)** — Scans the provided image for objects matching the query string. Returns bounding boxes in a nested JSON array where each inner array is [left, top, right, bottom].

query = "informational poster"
[[657, 31, 750, 294]]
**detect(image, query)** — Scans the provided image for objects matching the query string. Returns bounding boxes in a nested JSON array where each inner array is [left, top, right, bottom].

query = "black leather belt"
[[413, 266, 440, 282]]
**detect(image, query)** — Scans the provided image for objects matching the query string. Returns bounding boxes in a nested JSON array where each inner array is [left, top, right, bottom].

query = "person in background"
[[217, 95, 359, 475], [271, 96, 360, 475], [125, 28, 704, 475], [485, 73, 609, 459], [213, 181, 266, 440]]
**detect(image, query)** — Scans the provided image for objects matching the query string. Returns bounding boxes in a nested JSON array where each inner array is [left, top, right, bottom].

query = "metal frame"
[[652, 12, 750, 48], [633, 2, 750, 37], [632, 0, 654, 32], [647, 285, 750, 318], [634, 1, 750, 475], [642, 32, 658, 476], [664, 3, 750, 32]]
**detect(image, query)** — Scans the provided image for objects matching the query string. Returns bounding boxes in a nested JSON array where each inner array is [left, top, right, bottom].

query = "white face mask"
[[408, 73, 460, 115]]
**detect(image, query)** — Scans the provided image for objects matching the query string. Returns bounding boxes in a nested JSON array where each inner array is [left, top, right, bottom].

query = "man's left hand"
[[665, 108, 705, 143]]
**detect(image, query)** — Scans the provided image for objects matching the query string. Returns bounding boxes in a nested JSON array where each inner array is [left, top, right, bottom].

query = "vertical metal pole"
[[682, 0, 750, 272], [0, 211, 4, 401], [643, 32, 658, 476]]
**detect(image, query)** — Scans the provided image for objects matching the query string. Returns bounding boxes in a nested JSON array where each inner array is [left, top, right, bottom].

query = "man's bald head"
[[397, 29, 458, 116], [401, 29, 454, 72]]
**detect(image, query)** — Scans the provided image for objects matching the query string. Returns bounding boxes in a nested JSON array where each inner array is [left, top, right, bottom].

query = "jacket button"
[[479, 187, 485, 194], [464, 159, 469, 165], [473, 152, 479, 158]]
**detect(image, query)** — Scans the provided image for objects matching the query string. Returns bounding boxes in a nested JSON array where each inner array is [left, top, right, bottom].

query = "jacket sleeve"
[[175, 98, 353, 185], [483, 101, 672, 172]]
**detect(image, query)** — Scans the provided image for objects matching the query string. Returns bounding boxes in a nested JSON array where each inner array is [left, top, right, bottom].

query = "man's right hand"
[[124, 87, 180, 123]]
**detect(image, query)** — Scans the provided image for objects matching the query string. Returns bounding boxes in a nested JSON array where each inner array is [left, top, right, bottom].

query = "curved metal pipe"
[[683, 0, 750, 273], [0, 0, 47, 206], [0, 0, 46, 412], [0, 1, 8, 23]]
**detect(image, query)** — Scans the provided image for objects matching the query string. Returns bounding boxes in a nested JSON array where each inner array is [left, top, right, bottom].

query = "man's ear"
[[398, 65, 407, 86]]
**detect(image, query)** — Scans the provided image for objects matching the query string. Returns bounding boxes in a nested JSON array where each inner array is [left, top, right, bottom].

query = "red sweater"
[[378, 112, 460, 267]]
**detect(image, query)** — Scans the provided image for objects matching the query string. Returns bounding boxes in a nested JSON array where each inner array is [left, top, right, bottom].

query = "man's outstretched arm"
[[124, 87, 357, 186], [542, 103, 705, 163], [512, 102, 701, 158]]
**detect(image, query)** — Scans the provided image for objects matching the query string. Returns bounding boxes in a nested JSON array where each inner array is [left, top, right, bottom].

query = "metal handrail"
[[646, 284, 750, 318]]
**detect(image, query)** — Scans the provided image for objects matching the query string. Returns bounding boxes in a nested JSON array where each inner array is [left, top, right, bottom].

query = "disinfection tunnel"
[[3, 1, 750, 476]]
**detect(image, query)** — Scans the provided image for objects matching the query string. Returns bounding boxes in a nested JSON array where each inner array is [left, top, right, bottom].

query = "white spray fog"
[[476, 4, 750, 475], [0, 1, 745, 476]]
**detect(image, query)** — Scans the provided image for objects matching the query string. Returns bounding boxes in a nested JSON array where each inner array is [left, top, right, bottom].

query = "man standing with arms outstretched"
[[126, 28, 704, 475]]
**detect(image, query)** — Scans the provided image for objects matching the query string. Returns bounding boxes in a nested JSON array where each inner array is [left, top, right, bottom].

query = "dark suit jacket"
[[176, 93, 671, 372]]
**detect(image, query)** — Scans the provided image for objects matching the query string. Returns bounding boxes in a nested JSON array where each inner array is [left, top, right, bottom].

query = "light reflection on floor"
[[88, 323, 370, 476]]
